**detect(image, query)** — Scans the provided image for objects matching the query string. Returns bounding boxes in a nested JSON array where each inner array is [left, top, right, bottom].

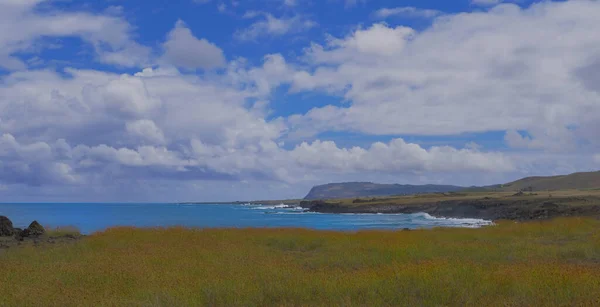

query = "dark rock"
[[305, 196, 600, 222], [13, 227, 23, 240], [0, 216, 15, 237], [21, 221, 45, 237]]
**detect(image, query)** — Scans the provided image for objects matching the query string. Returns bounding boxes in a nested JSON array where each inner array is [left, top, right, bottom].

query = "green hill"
[[304, 182, 464, 200], [304, 171, 600, 200], [498, 171, 600, 192]]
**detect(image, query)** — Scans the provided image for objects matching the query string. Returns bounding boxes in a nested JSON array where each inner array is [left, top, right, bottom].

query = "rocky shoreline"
[[299, 197, 600, 221], [0, 216, 81, 252]]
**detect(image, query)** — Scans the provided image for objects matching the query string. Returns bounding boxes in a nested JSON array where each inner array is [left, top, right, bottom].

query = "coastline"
[[177, 190, 600, 222], [299, 191, 600, 221]]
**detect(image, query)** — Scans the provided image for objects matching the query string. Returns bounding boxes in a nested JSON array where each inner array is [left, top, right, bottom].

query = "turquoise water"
[[0, 203, 492, 234]]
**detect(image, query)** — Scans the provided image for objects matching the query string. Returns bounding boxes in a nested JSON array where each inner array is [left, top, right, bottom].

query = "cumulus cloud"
[[161, 20, 226, 70], [126, 120, 167, 145], [283, 0, 600, 154], [290, 139, 514, 173], [1, 0, 599, 201], [0, 134, 80, 186], [0, 0, 150, 70], [374, 7, 442, 19], [305, 24, 414, 62], [235, 12, 316, 41], [0, 62, 517, 191]]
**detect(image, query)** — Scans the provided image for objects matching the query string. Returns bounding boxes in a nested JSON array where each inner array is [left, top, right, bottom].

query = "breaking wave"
[[238, 203, 492, 229], [411, 212, 494, 228], [250, 204, 304, 211]]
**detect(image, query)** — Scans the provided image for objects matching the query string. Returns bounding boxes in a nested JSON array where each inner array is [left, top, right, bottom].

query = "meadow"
[[1, 218, 599, 306]]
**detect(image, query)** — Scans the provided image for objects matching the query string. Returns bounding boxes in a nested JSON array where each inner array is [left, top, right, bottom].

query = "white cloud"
[[0, 133, 81, 185], [161, 20, 226, 70], [126, 120, 167, 145], [320, 24, 414, 59], [0, 0, 150, 70], [0, 62, 519, 190], [374, 7, 442, 19], [282, 0, 600, 154], [227, 53, 298, 96], [74, 144, 192, 169], [290, 139, 515, 173], [2, 0, 600, 201], [504, 128, 579, 152], [235, 12, 316, 41]]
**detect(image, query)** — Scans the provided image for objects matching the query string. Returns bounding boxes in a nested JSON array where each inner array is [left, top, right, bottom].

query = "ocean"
[[0, 202, 492, 234]]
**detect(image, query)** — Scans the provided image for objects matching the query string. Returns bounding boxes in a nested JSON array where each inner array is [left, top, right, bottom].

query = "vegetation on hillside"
[[308, 189, 600, 206], [302, 171, 600, 200], [300, 189, 600, 220], [497, 171, 600, 192], [1, 218, 599, 306], [304, 182, 464, 200]]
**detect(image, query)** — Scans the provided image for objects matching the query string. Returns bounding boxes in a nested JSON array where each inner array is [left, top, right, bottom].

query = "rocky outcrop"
[[0, 218, 80, 252], [0, 216, 15, 236], [0, 217, 46, 239], [20, 221, 45, 237]]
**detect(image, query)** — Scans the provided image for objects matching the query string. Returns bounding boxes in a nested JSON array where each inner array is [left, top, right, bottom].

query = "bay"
[[0, 203, 492, 234]]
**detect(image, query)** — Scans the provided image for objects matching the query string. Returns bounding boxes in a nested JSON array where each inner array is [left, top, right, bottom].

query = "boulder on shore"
[[21, 221, 45, 237], [0, 216, 15, 237]]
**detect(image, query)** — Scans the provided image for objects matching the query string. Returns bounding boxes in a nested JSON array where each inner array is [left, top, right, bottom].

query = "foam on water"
[[260, 206, 492, 229], [250, 204, 301, 210], [412, 212, 494, 228]]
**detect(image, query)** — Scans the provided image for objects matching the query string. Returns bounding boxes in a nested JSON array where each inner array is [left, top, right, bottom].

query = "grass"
[[45, 226, 82, 238], [1, 218, 600, 306], [500, 171, 600, 191]]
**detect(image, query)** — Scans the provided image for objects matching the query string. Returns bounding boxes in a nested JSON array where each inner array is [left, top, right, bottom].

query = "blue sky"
[[0, 0, 599, 202]]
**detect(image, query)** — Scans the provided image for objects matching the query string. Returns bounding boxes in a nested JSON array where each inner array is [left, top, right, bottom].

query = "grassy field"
[[1, 218, 600, 306], [497, 171, 600, 192]]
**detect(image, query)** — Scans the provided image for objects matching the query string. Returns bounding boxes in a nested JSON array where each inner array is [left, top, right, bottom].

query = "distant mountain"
[[496, 171, 600, 192], [304, 182, 465, 200], [303, 171, 600, 200]]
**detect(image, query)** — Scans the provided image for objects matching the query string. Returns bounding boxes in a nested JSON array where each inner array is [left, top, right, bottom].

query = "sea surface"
[[0, 203, 493, 234]]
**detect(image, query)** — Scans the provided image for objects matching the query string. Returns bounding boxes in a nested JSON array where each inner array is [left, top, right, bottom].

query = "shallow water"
[[0, 203, 492, 234]]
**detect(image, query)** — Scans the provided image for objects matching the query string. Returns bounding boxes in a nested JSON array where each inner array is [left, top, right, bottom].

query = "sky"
[[0, 0, 599, 202]]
